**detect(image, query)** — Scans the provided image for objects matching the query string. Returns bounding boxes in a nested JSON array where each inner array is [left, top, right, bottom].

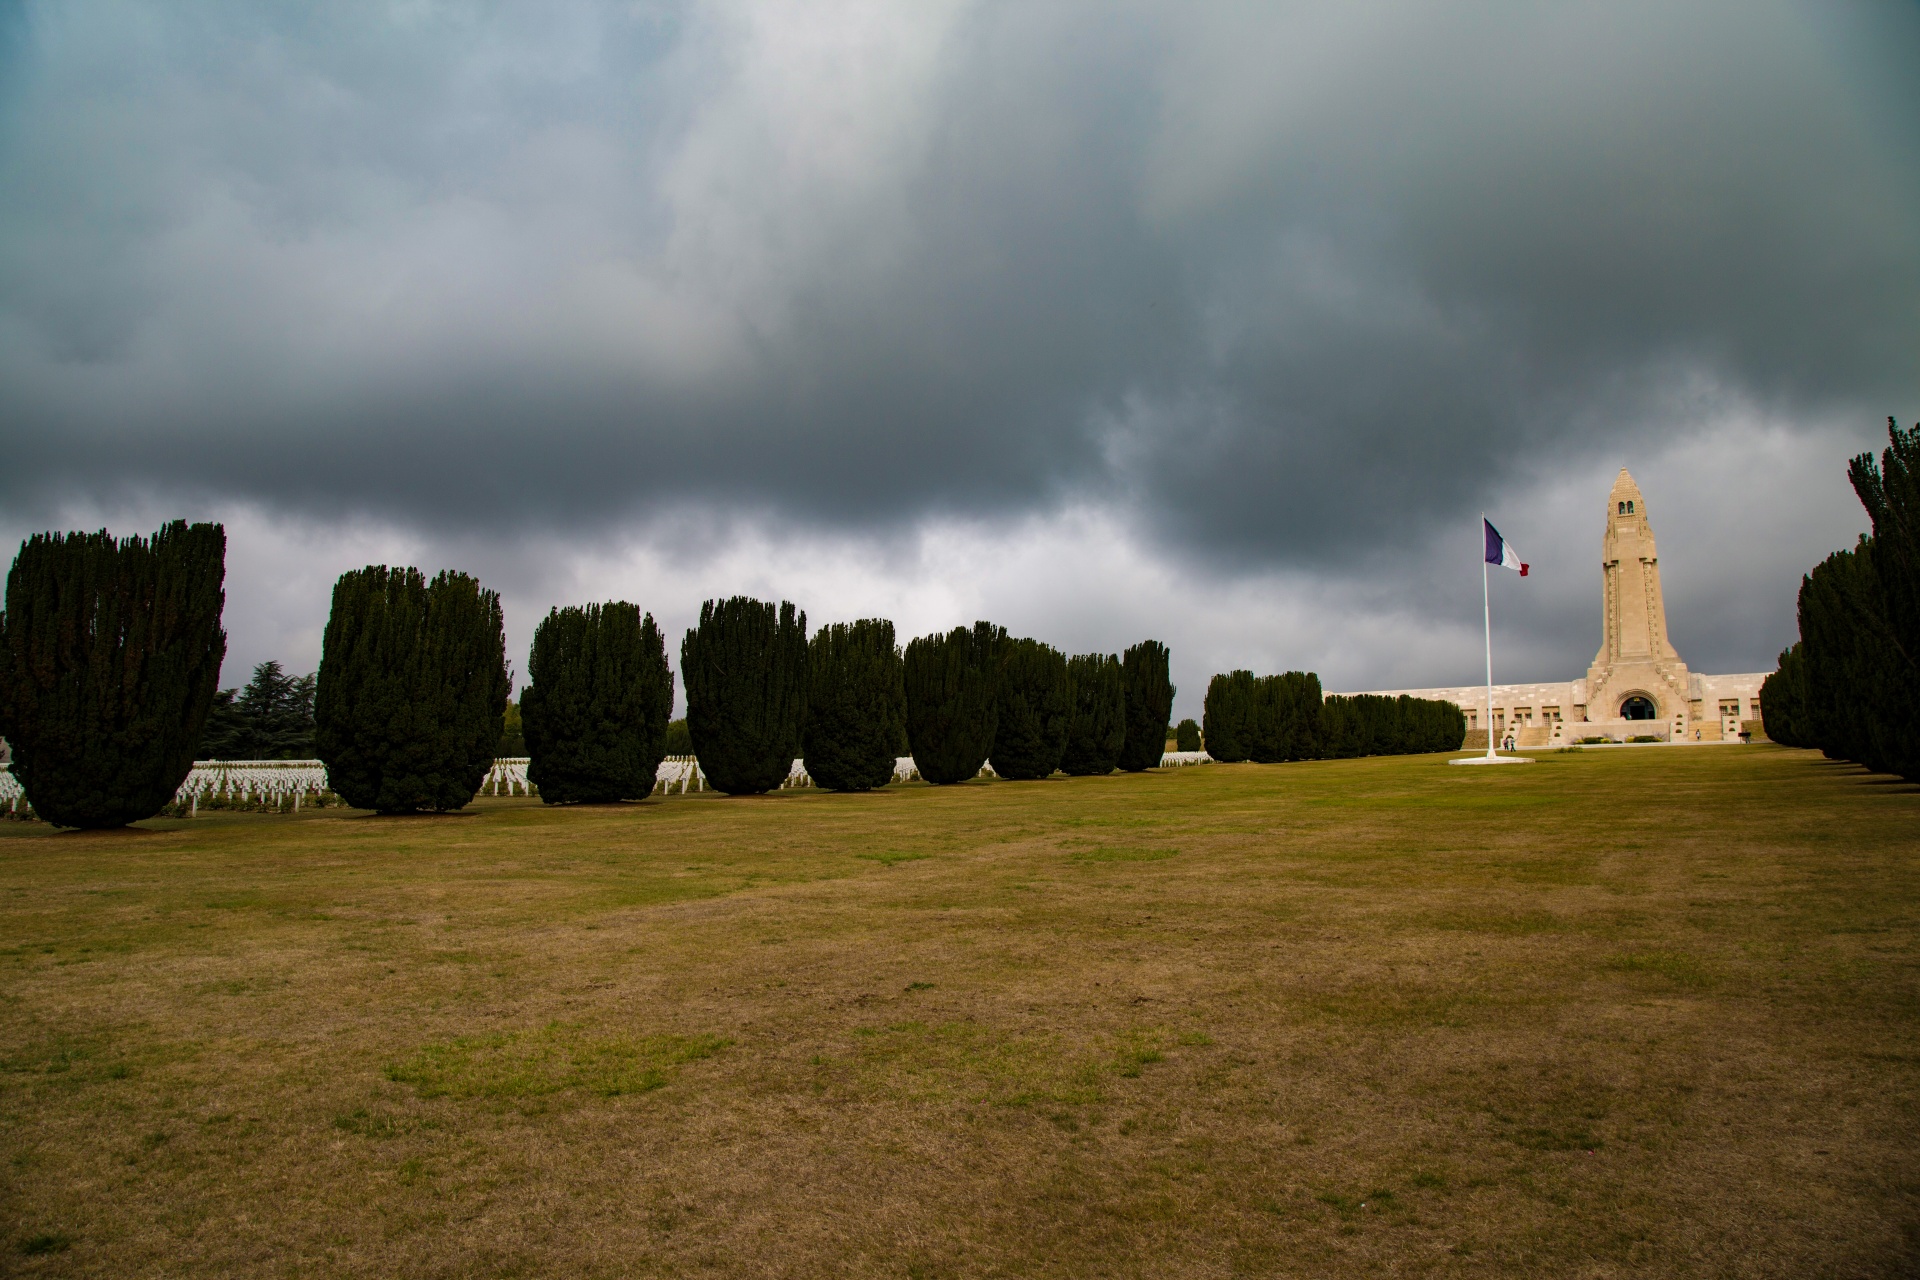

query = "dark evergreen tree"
[[1202, 669, 1349, 763], [1318, 693, 1360, 758], [1279, 672, 1326, 760], [1175, 718, 1202, 752], [1849, 419, 1920, 680], [0, 521, 227, 828], [199, 689, 245, 759], [1758, 644, 1809, 748], [1202, 670, 1256, 761], [1059, 652, 1125, 775], [904, 621, 1007, 784], [804, 618, 906, 791], [1796, 540, 1919, 777], [991, 638, 1070, 780], [197, 660, 316, 759], [664, 718, 692, 756], [681, 597, 808, 795], [1764, 421, 1920, 779], [313, 566, 509, 813], [1243, 671, 1323, 762], [1319, 693, 1465, 757], [522, 603, 673, 804], [497, 699, 526, 757], [1118, 640, 1175, 771]]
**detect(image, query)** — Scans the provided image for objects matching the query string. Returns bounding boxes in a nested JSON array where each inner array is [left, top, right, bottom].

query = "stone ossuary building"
[[1335, 469, 1768, 748]]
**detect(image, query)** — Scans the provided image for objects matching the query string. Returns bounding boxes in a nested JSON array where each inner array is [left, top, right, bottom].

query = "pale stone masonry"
[[1333, 469, 1768, 748]]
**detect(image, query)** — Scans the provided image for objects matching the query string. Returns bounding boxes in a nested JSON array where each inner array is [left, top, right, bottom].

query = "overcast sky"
[[2, 0, 1916, 719]]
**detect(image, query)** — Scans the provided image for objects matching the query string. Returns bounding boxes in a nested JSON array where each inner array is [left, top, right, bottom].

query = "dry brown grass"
[[1, 745, 1916, 1277]]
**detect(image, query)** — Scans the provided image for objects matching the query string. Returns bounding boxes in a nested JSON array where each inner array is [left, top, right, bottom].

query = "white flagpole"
[[1483, 517, 1496, 759]]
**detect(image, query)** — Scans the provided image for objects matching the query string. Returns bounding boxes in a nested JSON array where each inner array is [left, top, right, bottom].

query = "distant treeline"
[[199, 661, 317, 760], [1761, 419, 1920, 781], [1202, 670, 1465, 762]]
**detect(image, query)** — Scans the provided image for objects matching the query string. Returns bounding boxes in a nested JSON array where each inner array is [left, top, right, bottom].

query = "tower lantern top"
[[1608, 468, 1645, 521]]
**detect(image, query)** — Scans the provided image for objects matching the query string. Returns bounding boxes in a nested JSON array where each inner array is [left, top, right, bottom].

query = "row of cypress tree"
[[1202, 669, 1464, 762], [506, 601, 1173, 799], [1760, 419, 1920, 781], [0, 530, 1180, 821], [673, 606, 1174, 795]]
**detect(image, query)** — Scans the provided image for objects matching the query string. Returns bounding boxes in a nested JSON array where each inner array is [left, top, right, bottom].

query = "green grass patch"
[[1068, 846, 1178, 863], [1605, 951, 1719, 989], [858, 850, 930, 866], [386, 1023, 730, 1099]]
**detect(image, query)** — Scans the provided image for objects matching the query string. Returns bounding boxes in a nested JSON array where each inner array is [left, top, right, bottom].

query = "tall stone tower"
[[1583, 469, 1692, 726]]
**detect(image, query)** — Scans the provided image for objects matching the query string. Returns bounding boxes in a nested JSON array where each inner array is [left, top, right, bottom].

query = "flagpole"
[[1483, 518, 1496, 759]]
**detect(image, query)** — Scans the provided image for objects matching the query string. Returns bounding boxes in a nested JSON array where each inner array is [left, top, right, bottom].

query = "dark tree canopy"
[[198, 660, 315, 760], [991, 638, 1070, 780], [1118, 640, 1175, 771], [1764, 418, 1920, 780], [664, 718, 692, 756], [1174, 718, 1202, 752], [681, 596, 808, 795], [1059, 652, 1125, 776], [1203, 667, 1458, 763], [313, 566, 509, 813], [904, 621, 1006, 784], [1758, 643, 1809, 749], [804, 618, 906, 792], [522, 602, 674, 804], [1849, 418, 1920, 681], [1795, 539, 1919, 777], [1245, 671, 1324, 763], [1320, 693, 1465, 757], [1202, 670, 1257, 762], [497, 699, 526, 757], [0, 521, 227, 828]]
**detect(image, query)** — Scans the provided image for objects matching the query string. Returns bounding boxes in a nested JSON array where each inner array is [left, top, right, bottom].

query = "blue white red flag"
[[1484, 518, 1528, 576]]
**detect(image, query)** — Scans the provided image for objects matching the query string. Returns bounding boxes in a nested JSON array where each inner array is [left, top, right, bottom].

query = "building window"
[[1627, 500, 1635, 514], [1618, 501, 1626, 514]]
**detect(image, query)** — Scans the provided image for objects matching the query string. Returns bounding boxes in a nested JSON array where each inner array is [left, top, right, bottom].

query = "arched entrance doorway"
[[1621, 695, 1657, 721]]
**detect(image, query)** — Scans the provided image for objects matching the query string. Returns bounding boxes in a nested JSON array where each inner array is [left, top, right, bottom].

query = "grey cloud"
[[0, 1, 1915, 627]]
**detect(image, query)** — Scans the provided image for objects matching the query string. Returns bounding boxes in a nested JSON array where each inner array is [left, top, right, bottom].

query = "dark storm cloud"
[[0, 0, 1915, 572]]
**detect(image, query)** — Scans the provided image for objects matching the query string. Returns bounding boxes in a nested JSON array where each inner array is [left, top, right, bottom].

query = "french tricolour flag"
[[1484, 518, 1528, 576]]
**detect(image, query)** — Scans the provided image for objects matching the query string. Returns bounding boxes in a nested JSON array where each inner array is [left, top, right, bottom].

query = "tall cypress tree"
[[904, 622, 1006, 784], [1174, 718, 1202, 752], [681, 597, 808, 795], [1797, 541, 1918, 776], [1767, 421, 1920, 780], [1118, 640, 1175, 771], [0, 521, 226, 828], [313, 566, 509, 813], [1849, 419, 1920, 680], [1203, 670, 1255, 762], [991, 638, 1070, 780], [1059, 652, 1125, 776], [522, 602, 673, 804], [1759, 643, 1808, 748], [804, 618, 905, 792]]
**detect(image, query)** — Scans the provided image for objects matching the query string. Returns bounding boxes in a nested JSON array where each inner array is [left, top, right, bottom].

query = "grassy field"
[[1, 745, 1916, 1278]]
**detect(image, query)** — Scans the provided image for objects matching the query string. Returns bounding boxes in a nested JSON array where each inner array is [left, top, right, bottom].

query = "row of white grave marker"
[[0, 750, 1213, 814]]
